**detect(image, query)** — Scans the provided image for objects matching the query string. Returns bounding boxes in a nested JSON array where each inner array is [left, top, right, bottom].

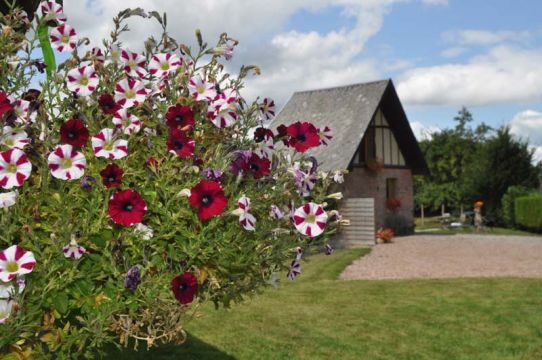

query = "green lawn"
[[107, 249, 542, 360], [415, 216, 541, 236]]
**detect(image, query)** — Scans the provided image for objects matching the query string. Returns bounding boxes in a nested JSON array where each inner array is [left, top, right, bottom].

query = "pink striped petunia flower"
[[47, 144, 87, 180], [188, 75, 217, 102], [259, 98, 276, 122], [12, 99, 35, 124], [121, 49, 147, 78], [0, 148, 32, 189], [0, 245, 36, 282], [148, 53, 182, 78], [63, 238, 86, 260], [237, 195, 256, 231], [112, 108, 141, 135], [49, 24, 77, 53], [91, 128, 128, 160], [114, 78, 148, 108], [0, 126, 29, 149], [318, 126, 333, 146], [293, 202, 328, 237], [207, 89, 238, 128], [40, 1, 67, 24], [66, 66, 98, 97]]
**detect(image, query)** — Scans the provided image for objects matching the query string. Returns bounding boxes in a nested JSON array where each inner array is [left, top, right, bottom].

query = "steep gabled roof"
[[271, 79, 428, 175]]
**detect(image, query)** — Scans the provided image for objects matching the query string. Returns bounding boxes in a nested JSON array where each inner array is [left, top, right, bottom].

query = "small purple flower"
[[229, 150, 252, 175], [80, 176, 96, 191], [324, 244, 333, 256], [124, 266, 141, 291], [287, 259, 301, 281], [201, 168, 224, 182]]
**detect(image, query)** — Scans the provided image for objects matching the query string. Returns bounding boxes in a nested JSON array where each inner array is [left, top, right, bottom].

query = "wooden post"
[[441, 204, 445, 216], [421, 204, 424, 226]]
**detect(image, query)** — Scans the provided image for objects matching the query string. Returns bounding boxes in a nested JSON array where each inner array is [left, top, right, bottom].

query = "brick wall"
[[342, 167, 414, 229]]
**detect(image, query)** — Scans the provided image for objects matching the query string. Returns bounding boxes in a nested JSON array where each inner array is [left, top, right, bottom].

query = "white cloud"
[[440, 46, 467, 58], [409, 121, 441, 140], [442, 29, 532, 46], [397, 46, 542, 106], [62, 0, 408, 106], [509, 110, 542, 163], [420, 0, 448, 5]]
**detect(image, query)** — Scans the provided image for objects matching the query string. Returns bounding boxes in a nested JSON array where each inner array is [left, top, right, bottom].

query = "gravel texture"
[[340, 234, 542, 280]]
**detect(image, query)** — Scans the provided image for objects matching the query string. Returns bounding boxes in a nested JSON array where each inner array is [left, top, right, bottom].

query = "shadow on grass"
[[103, 332, 236, 360]]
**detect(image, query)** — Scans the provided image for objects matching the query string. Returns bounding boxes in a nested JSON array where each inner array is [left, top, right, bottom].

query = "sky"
[[60, 0, 542, 161]]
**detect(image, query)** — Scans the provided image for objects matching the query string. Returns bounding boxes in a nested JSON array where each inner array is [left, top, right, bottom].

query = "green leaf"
[[37, 23, 56, 80], [52, 292, 69, 314]]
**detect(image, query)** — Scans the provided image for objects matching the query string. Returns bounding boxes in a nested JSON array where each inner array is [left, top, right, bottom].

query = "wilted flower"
[[333, 170, 344, 184], [0, 299, 14, 324], [124, 266, 141, 291], [134, 223, 153, 240]]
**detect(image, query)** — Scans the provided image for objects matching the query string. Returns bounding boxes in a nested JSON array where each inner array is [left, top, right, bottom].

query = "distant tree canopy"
[[414, 107, 540, 224]]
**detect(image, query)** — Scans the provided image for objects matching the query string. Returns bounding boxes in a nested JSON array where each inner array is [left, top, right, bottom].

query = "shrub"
[[515, 194, 542, 231], [376, 228, 394, 243], [0, 4, 341, 358], [501, 185, 533, 227], [383, 214, 412, 236]]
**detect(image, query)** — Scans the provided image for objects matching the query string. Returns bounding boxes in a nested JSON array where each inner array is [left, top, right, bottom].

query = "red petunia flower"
[[60, 118, 89, 148], [98, 93, 121, 115], [188, 180, 228, 220], [253, 127, 274, 143], [286, 121, 320, 152], [167, 129, 195, 158], [171, 272, 198, 304], [165, 105, 195, 131], [100, 163, 124, 189], [243, 153, 271, 179], [108, 189, 147, 227], [0, 91, 13, 119]]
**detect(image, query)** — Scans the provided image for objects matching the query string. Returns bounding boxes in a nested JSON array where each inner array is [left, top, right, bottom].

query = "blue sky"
[[60, 0, 542, 160]]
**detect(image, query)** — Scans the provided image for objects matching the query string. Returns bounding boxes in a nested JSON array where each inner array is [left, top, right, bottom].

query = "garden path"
[[340, 234, 542, 280]]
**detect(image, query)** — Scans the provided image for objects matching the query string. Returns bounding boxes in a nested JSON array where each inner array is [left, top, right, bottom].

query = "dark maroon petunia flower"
[[108, 189, 147, 227], [229, 150, 252, 175], [100, 163, 124, 188], [0, 91, 13, 119], [167, 128, 195, 158], [171, 272, 198, 304], [286, 121, 320, 153], [253, 127, 274, 143], [60, 118, 89, 148], [165, 105, 195, 131], [243, 153, 271, 179], [188, 180, 228, 220], [98, 93, 121, 115]]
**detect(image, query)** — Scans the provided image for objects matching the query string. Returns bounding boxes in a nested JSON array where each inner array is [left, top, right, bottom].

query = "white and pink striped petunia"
[[259, 98, 276, 122], [120, 49, 147, 78], [237, 195, 256, 231], [40, 1, 67, 24], [0, 299, 14, 324], [112, 108, 141, 135], [256, 136, 274, 160], [188, 75, 217, 102], [208, 89, 238, 128], [318, 126, 333, 146], [148, 53, 182, 78], [269, 204, 284, 220], [0, 191, 17, 209], [0, 126, 29, 149], [49, 24, 77, 53], [12, 99, 34, 124], [63, 239, 86, 260], [114, 78, 148, 108], [0, 245, 36, 282], [293, 202, 328, 237], [91, 128, 128, 160], [0, 148, 32, 189], [47, 144, 87, 180], [66, 65, 98, 97]]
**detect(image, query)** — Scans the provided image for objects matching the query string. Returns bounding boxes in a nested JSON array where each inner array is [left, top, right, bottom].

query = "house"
[[272, 79, 429, 246]]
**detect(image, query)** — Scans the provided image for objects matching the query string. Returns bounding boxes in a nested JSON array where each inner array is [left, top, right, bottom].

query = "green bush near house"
[[515, 194, 542, 231], [501, 185, 533, 227]]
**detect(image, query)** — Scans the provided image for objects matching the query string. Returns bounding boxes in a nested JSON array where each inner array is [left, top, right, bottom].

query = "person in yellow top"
[[474, 201, 484, 233]]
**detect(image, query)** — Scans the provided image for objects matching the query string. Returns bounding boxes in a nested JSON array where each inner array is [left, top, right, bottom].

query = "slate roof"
[[271, 79, 429, 175]]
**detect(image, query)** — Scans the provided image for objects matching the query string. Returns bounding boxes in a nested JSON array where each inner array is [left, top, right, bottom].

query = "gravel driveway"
[[340, 234, 542, 280]]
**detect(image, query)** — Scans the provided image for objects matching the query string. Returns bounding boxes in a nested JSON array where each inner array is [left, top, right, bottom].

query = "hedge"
[[515, 194, 542, 230]]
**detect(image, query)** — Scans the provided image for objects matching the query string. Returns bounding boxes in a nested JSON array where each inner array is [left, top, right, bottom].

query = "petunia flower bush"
[[0, 3, 345, 358]]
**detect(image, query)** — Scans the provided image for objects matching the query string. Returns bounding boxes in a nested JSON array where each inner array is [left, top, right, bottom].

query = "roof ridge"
[[292, 79, 390, 95]]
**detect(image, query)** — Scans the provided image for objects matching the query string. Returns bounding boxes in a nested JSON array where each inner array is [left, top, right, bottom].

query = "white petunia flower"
[[0, 191, 17, 208]]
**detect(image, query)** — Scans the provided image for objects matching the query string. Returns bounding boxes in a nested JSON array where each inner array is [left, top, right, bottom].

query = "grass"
[[415, 216, 541, 236], [105, 248, 542, 360]]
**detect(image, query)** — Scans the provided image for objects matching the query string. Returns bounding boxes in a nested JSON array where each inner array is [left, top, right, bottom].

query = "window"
[[352, 109, 406, 167], [386, 178, 397, 200]]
